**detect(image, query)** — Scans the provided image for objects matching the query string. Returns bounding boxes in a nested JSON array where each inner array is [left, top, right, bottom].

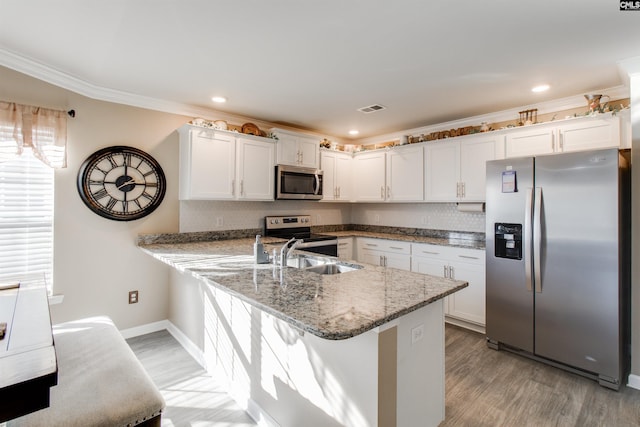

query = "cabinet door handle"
[[449, 266, 455, 279], [381, 186, 385, 199], [240, 180, 244, 196], [443, 265, 449, 278], [559, 132, 564, 151], [386, 186, 391, 198], [551, 133, 555, 151], [383, 255, 388, 267], [462, 182, 466, 198], [337, 186, 341, 198], [232, 179, 235, 196]]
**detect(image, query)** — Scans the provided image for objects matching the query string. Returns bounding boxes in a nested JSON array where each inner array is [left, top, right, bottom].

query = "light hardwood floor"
[[127, 325, 640, 427]]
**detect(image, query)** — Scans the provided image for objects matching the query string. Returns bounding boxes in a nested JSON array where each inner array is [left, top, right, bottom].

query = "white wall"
[[350, 203, 485, 233], [0, 65, 183, 329], [180, 200, 352, 232]]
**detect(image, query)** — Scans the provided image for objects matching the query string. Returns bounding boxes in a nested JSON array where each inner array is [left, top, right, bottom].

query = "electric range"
[[264, 215, 338, 257]]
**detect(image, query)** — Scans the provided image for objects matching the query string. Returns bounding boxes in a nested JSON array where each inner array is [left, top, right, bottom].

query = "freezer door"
[[485, 157, 534, 352], [534, 149, 621, 380]]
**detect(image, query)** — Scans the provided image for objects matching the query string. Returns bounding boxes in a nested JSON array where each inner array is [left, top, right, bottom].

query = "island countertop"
[[139, 237, 467, 340]]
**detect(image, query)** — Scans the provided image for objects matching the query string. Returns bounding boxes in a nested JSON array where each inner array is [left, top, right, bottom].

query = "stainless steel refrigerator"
[[485, 148, 630, 390]]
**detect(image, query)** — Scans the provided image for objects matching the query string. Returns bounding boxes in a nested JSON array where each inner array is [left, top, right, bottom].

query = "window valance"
[[0, 101, 67, 168]]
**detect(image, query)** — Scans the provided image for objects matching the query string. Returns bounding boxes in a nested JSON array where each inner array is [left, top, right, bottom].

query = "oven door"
[[297, 239, 338, 257], [276, 165, 323, 200]]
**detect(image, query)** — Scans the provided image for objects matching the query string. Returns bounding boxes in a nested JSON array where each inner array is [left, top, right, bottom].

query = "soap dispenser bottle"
[[254, 235, 270, 264]]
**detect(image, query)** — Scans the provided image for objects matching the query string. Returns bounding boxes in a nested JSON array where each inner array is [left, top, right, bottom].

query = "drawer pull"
[[458, 255, 480, 260], [421, 250, 439, 255], [389, 246, 404, 250], [365, 243, 378, 247]]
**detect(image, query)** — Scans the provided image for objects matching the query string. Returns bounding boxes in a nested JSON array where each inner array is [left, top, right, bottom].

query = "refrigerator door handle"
[[533, 187, 543, 293], [524, 187, 534, 292]]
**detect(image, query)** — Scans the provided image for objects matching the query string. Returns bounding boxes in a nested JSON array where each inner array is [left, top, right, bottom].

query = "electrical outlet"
[[129, 290, 139, 304], [216, 216, 223, 227], [374, 214, 380, 223], [411, 324, 424, 345]]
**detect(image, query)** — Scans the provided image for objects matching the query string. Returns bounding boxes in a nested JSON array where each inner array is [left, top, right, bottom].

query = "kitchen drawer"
[[412, 243, 483, 264], [357, 237, 411, 255]]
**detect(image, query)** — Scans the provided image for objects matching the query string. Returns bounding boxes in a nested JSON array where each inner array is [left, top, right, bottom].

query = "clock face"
[[77, 146, 166, 221]]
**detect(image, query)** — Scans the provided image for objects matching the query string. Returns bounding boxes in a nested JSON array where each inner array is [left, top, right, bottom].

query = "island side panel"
[[168, 268, 381, 427], [395, 300, 445, 427]]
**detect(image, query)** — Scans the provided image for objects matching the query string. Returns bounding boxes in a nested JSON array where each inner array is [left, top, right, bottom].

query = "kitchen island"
[[139, 235, 467, 427]]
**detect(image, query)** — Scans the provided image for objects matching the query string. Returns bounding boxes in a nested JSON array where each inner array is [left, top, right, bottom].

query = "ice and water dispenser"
[[494, 223, 522, 260]]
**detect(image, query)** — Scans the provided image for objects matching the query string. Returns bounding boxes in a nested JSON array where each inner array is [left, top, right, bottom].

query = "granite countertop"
[[139, 237, 468, 340], [322, 230, 485, 250]]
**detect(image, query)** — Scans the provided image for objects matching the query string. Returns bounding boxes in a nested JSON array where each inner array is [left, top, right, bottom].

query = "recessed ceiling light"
[[212, 96, 227, 103], [531, 84, 550, 93], [349, 130, 359, 135]]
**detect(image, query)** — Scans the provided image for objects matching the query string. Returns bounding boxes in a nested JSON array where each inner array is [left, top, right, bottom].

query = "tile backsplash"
[[180, 200, 485, 234]]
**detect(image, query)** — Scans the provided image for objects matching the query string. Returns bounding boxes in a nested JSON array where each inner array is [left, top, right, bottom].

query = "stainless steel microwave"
[[275, 164, 323, 200]]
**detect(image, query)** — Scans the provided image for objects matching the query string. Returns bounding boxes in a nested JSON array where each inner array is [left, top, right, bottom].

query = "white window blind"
[[0, 148, 54, 290]]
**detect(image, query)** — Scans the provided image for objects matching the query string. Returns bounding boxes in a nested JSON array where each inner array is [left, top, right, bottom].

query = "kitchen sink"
[[304, 263, 362, 275], [287, 254, 363, 275]]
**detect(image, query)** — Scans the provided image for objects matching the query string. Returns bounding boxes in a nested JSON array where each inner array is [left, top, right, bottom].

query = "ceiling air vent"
[[357, 104, 386, 113]]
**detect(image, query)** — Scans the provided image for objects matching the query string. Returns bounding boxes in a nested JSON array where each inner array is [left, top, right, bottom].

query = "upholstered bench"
[[8, 316, 165, 427]]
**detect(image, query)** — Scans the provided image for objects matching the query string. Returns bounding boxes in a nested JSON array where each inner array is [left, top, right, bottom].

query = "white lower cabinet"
[[356, 238, 411, 271], [337, 237, 353, 260], [412, 243, 485, 331]]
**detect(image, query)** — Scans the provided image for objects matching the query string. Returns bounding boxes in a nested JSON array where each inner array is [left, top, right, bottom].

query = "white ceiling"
[[1, 1, 640, 140]]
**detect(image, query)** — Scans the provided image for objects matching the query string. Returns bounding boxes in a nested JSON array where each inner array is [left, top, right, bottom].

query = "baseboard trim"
[[120, 319, 170, 339], [627, 374, 640, 390], [164, 320, 207, 369]]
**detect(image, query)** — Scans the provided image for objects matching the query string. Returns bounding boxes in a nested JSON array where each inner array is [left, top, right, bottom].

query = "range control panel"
[[265, 215, 311, 230]]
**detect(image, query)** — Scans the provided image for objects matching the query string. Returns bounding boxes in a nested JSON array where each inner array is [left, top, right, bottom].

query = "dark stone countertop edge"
[[137, 224, 485, 249]]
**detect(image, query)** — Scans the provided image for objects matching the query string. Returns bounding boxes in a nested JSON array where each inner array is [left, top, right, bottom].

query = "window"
[[0, 148, 54, 290]]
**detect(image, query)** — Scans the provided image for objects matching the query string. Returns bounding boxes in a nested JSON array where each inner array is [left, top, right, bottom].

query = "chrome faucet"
[[280, 237, 303, 269]]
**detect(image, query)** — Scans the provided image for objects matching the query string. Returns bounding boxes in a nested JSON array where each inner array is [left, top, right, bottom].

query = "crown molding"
[[0, 47, 291, 132]]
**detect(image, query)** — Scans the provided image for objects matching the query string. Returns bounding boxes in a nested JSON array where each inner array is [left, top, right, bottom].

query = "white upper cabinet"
[[558, 116, 621, 153], [321, 150, 352, 201], [236, 137, 275, 200], [272, 128, 320, 168], [386, 145, 424, 201], [179, 125, 275, 201], [179, 127, 236, 200], [505, 114, 621, 158], [424, 140, 459, 201], [352, 146, 424, 202], [425, 134, 502, 202], [352, 151, 386, 202]]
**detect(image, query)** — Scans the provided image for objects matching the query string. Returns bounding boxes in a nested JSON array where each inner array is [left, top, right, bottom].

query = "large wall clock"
[[77, 146, 166, 221]]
